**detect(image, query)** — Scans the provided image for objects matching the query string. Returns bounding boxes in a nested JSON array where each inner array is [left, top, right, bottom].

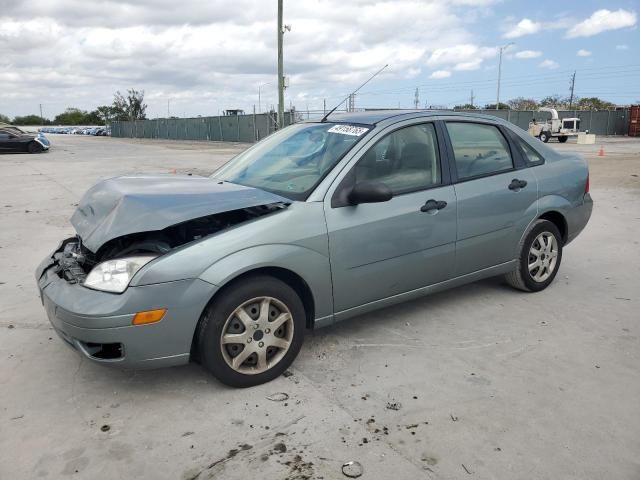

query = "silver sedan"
[[36, 111, 592, 387]]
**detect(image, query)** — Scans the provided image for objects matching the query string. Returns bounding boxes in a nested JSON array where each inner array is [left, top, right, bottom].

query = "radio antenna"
[[320, 64, 389, 122]]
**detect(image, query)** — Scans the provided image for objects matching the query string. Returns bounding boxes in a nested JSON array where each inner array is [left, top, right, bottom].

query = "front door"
[[443, 121, 538, 276], [325, 122, 457, 313]]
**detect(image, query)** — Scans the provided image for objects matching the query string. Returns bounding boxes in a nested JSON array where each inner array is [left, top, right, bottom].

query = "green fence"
[[456, 109, 630, 136], [111, 112, 293, 143], [111, 109, 630, 142]]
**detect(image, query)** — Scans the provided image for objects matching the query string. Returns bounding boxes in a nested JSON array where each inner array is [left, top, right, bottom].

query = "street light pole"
[[496, 42, 514, 110], [277, 0, 284, 128]]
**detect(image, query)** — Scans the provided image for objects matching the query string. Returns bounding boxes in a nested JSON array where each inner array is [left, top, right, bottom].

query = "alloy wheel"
[[528, 231, 559, 282], [220, 296, 294, 375]]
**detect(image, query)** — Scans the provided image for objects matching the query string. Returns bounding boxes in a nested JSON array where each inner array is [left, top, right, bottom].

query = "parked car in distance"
[[36, 111, 592, 387], [2, 123, 50, 146], [0, 126, 49, 153], [39, 126, 110, 136]]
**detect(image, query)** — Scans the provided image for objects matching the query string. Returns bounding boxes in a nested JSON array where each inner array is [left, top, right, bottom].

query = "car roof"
[[321, 109, 506, 126]]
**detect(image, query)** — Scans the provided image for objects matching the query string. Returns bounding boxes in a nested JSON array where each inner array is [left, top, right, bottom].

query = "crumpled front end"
[[71, 174, 289, 253], [36, 240, 218, 368], [35, 175, 291, 367]]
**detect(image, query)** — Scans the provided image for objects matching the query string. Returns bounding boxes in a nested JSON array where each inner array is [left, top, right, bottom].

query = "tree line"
[[455, 95, 617, 111], [2, 91, 622, 126], [1, 89, 148, 126]]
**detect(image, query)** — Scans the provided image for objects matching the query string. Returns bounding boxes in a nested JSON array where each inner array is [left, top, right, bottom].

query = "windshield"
[[211, 122, 370, 200]]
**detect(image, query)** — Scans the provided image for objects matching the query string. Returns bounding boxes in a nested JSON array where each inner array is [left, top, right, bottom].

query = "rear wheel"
[[196, 275, 305, 387], [539, 132, 550, 143], [28, 141, 43, 153], [558, 136, 568, 143], [504, 219, 563, 292]]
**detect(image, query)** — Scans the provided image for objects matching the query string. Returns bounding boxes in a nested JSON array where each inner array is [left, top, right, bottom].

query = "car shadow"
[[70, 276, 517, 391], [310, 276, 514, 338]]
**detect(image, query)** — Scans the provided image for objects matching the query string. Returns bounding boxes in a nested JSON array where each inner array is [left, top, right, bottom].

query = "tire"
[[196, 275, 305, 387], [558, 136, 568, 143], [504, 219, 563, 292], [28, 141, 43, 154], [539, 132, 550, 143]]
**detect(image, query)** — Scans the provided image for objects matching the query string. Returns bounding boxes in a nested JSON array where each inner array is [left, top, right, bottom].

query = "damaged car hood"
[[71, 174, 290, 253]]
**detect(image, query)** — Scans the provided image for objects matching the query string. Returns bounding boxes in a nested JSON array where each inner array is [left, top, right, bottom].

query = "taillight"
[[585, 174, 590, 194]]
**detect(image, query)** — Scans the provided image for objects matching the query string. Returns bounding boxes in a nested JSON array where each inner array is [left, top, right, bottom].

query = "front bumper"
[[35, 137, 50, 150], [36, 249, 218, 369]]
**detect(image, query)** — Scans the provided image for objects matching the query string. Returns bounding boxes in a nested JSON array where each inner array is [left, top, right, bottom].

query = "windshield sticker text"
[[327, 125, 369, 136]]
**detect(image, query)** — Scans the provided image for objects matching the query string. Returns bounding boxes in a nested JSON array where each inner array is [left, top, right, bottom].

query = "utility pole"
[[568, 71, 576, 109], [39, 104, 43, 124], [347, 93, 355, 112], [496, 42, 514, 110], [414, 88, 419, 109], [167, 99, 170, 118], [277, 0, 285, 128], [470, 89, 475, 108]]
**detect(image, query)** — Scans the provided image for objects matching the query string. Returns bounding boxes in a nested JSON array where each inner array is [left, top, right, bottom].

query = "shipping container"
[[629, 105, 640, 137]]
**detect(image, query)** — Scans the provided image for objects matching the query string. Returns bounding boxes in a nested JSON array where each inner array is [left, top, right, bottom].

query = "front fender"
[[199, 244, 334, 321]]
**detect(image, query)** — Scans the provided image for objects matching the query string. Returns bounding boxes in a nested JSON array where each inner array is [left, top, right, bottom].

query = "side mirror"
[[348, 181, 393, 205]]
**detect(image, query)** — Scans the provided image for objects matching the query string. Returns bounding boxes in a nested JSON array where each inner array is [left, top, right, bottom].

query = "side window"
[[354, 123, 441, 194], [515, 137, 544, 165], [446, 122, 514, 180]]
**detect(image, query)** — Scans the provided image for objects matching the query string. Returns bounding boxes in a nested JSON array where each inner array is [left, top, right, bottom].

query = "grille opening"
[[83, 342, 124, 360]]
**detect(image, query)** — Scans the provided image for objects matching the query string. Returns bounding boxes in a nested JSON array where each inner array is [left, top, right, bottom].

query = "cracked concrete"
[[1, 134, 639, 479]]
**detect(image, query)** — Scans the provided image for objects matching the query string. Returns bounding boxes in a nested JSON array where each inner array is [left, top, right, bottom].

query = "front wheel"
[[28, 141, 43, 153], [196, 275, 305, 387], [504, 219, 563, 292], [539, 132, 550, 143]]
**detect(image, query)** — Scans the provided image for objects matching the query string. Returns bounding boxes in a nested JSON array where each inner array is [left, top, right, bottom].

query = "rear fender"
[[518, 194, 571, 245]]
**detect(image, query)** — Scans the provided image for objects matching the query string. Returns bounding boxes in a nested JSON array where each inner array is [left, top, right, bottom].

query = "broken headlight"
[[84, 256, 156, 293]]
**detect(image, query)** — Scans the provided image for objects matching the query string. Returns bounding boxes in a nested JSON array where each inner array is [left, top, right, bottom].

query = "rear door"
[[443, 121, 538, 276]]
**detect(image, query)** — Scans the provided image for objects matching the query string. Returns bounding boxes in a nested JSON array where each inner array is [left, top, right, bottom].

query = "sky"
[[0, 0, 638, 119]]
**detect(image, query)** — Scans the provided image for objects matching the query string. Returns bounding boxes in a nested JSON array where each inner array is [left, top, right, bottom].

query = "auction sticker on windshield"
[[327, 125, 369, 136]]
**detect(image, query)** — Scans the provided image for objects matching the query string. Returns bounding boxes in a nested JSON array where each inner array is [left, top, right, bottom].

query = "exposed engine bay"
[[52, 203, 287, 284]]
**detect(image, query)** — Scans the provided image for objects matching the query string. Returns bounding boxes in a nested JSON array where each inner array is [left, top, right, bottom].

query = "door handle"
[[420, 199, 447, 212], [508, 178, 528, 191]]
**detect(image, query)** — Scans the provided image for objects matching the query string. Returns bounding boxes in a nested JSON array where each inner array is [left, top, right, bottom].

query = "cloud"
[[576, 49, 592, 57], [503, 18, 541, 38], [1, 0, 497, 117], [430, 70, 452, 79], [566, 9, 637, 38], [616, 44, 629, 50], [514, 50, 542, 59], [426, 44, 497, 71], [539, 59, 559, 69]]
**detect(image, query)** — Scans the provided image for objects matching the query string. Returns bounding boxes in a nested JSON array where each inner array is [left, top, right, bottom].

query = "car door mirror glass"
[[348, 181, 393, 205]]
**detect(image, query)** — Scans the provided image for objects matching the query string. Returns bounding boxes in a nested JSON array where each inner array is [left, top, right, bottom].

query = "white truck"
[[528, 107, 581, 143]]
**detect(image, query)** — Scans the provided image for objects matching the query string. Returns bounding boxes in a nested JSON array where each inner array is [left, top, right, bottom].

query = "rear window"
[[514, 137, 545, 165], [446, 122, 514, 180]]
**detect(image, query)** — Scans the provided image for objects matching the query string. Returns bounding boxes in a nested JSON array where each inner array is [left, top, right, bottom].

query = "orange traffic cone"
[[598, 145, 605, 157]]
